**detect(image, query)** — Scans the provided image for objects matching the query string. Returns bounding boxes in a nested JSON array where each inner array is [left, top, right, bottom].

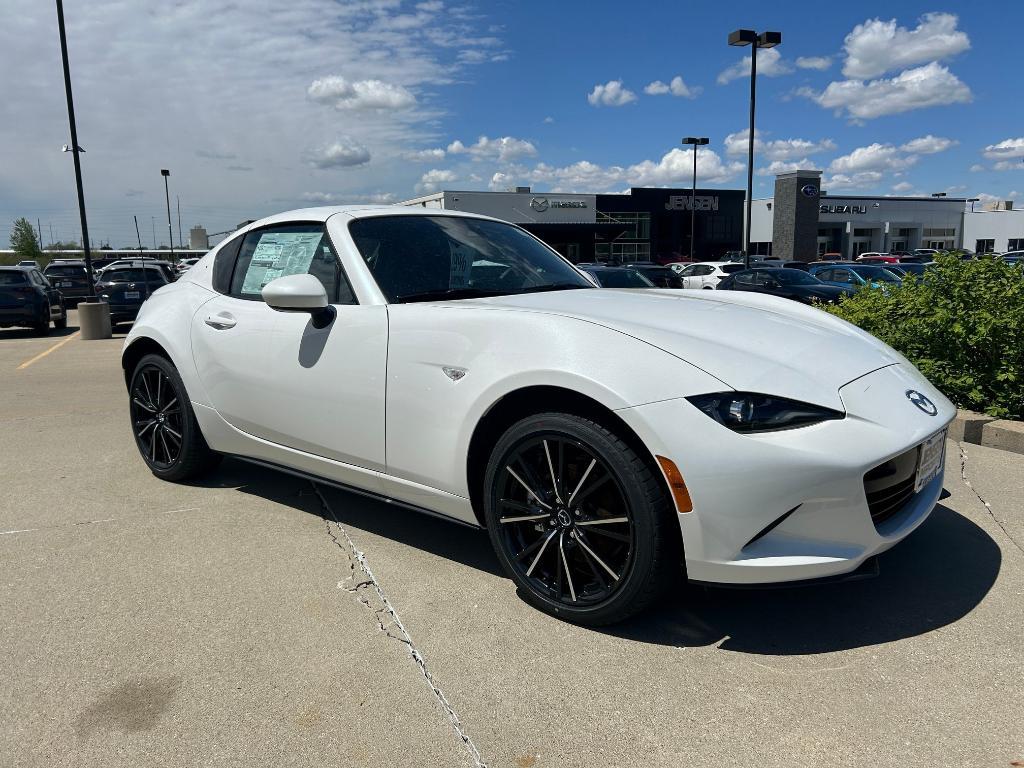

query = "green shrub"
[[824, 253, 1024, 419]]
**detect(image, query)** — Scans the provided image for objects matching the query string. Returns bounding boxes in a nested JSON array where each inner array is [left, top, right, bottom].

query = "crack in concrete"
[[312, 482, 487, 768], [958, 444, 1024, 555]]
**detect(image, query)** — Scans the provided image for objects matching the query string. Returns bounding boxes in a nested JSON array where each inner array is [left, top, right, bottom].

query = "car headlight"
[[687, 392, 844, 433]]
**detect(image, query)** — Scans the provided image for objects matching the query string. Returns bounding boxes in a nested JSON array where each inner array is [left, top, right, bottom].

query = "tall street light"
[[161, 169, 175, 261], [728, 28, 781, 269], [55, 0, 96, 298], [682, 137, 709, 261]]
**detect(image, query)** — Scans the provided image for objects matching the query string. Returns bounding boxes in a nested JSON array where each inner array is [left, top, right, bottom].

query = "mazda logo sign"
[[801, 184, 818, 198], [905, 389, 938, 416], [530, 197, 550, 212]]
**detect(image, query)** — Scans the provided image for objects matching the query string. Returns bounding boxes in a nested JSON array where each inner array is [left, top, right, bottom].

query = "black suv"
[[0, 266, 68, 334], [43, 260, 92, 305], [95, 265, 169, 324]]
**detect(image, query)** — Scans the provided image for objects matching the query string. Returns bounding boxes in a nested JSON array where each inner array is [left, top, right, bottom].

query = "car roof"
[[0, 265, 32, 271]]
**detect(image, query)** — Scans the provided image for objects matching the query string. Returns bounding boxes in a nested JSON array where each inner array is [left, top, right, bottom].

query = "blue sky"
[[1, 1, 1021, 246]]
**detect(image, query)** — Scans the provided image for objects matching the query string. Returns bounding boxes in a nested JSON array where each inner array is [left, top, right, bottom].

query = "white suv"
[[672, 261, 748, 289]]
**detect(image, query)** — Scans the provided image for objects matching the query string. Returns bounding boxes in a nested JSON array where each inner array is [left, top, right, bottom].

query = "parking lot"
[[1, 310, 1022, 768]]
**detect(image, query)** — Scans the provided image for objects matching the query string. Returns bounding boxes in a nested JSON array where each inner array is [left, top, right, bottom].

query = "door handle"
[[204, 312, 237, 330]]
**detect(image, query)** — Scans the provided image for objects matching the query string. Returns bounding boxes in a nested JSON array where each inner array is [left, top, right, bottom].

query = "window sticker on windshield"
[[449, 243, 474, 289], [241, 231, 322, 294]]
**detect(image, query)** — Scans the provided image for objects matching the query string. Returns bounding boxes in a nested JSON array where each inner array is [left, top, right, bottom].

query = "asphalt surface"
[[1, 310, 1022, 768]]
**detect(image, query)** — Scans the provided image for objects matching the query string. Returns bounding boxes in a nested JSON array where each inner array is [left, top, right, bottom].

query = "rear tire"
[[54, 304, 68, 330], [33, 302, 51, 335], [129, 353, 222, 482], [483, 412, 680, 625]]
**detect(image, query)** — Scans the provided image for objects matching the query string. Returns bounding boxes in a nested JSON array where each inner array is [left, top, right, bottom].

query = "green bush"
[[824, 253, 1024, 419]]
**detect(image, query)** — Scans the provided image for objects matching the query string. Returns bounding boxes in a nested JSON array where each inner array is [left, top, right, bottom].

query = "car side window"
[[212, 233, 244, 294], [831, 269, 852, 284], [229, 224, 355, 304], [680, 265, 696, 277], [31, 270, 49, 287], [734, 272, 755, 286]]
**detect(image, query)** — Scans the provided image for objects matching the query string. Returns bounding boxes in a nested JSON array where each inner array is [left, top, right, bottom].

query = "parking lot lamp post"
[[161, 169, 175, 262], [55, 0, 96, 299], [682, 137, 710, 261], [728, 28, 781, 269]]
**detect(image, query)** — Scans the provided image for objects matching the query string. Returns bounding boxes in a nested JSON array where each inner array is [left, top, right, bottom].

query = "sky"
[[2, 0, 1022, 248]]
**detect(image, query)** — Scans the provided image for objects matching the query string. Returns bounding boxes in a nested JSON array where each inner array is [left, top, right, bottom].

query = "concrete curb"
[[951, 409, 1024, 456]]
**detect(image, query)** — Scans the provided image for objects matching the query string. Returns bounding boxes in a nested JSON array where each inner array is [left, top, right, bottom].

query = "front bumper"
[[618, 363, 955, 585]]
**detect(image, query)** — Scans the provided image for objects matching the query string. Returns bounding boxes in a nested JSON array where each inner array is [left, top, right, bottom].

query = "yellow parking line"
[[16, 331, 80, 370]]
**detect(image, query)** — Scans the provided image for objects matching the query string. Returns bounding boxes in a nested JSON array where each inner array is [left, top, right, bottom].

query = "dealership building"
[[402, 173, 1024, 262]]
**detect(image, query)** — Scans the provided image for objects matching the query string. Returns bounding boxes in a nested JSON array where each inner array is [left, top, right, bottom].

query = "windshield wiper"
[[393, 287, 506, 303], [519, 283, 592, 294]]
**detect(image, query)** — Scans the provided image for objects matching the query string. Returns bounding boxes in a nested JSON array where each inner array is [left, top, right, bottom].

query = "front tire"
[[129, 354, 222, 482], [483, 413, 679, 625]]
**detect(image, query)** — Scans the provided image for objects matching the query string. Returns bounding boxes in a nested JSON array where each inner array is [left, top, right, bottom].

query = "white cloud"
[[993, 160, 1024, 172], [757, 159, 820, 176], [799, 62, 971, 120], [823, 171, 884, 190], [970, 164, 985, 172], [307, 76, 416, 110], [828, 143, 916, 174], [796, 56, 832, 71], [543, 116, 555, 124], [446, 136, 537, 162], [300, 191, 397, 204], [900, 135, 957, 154], [416, 168, 457, 193], [983, 138, 1024, 163], [403, 148, 447, 162], [724, 129, 836, 161], [643, 76, 701, 99], [587, 80, 637, 107], [842, 12, 970, 79], [306, 138, 372, 169], [717, 48, 792, 85], [891, 181, 914, 193], [518, 148, 744, 193]]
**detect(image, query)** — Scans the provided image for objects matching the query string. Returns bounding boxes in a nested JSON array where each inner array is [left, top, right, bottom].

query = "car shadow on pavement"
[[609, 503, 1001, 655], [198, 462, 1000, 655], [0, 325, 79, 341], [198, 458, 504, 578]]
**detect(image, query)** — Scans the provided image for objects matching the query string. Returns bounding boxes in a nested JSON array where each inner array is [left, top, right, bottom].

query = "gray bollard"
[[78, 299, 112, 340]]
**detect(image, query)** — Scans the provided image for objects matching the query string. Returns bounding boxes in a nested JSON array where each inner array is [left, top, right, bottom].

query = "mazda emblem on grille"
[[905, 389, 938, 416]]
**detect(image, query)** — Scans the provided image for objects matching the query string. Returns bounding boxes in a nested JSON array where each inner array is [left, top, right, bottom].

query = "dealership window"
[[975, 239, 995, 254], [594, 242, 650, 263], [749, 242, 772, 256], [853, 228, 873, 237], [897, 228, 913, 237], [1007, 238, 1024, 251], [601, 212, 650, 240], [924, 228, 955, 238]]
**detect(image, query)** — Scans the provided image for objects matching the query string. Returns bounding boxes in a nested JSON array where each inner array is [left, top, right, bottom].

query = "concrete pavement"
[[1, 311, 1021, 767]]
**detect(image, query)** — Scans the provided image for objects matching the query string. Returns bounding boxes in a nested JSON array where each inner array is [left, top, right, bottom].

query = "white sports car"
[[123, 206, 955, 625]]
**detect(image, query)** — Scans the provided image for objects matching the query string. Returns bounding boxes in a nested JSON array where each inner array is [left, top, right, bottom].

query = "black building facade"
[[595, 187, 745, 263]]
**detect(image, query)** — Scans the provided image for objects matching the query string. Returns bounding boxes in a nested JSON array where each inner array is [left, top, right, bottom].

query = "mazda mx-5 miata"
[[122, 207, 955, 624]]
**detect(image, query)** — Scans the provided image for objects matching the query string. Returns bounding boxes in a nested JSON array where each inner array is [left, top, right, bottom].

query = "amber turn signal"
[[656, 456, 693, 513]]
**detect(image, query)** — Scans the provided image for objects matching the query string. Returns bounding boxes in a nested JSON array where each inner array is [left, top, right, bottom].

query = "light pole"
[[967, 197, 979, 212], [728, 28, 781, 269], [55, 0, 96, 299], [682, 137, 709, 261], [161, 169, 175, 261]]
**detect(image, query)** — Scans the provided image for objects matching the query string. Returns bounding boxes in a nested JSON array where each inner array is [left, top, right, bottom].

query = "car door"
[[191, 221, 388, 480], [679, 264, 697, 288], [31, 270, 61, 316]]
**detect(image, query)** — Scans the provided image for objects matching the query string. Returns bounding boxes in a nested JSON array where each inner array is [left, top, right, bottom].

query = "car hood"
[[462, 288, 904, 409]]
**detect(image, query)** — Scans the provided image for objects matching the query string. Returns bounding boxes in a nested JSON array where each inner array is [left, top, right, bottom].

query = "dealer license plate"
[[914, 429, 946, 492], [124, 291, 140, 300], [59, 280, 72, 287]]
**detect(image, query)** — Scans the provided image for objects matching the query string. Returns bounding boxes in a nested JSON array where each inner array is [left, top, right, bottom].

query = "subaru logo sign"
[[800, 184, 818, 198], [905, 389, 938, 416]]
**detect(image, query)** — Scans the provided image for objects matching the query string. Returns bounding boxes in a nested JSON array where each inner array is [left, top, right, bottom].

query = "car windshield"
[[770, 270, 818, 285], [45, 266, 86, 277], [102, 268, 163, 283], [349, 215, 593, 302], [592, 269, 655, 288], [849, 265, 901, 283], [0, 271, 29, 286]]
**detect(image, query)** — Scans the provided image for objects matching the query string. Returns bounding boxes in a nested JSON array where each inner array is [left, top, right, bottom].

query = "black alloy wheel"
[[484, 413, 679, 625], [129, 354, 221, 481]]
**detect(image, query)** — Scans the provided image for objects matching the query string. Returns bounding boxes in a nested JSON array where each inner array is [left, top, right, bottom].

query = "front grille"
[[863, 447, 919, 527]]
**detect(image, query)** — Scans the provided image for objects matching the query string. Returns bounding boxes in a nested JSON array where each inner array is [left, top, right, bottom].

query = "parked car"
[[675, 261, 747, 289], [1001, 250, 1023, 265], [779, 261, 813, 271], [175, 257, 201, 275], [620, 262, 684, 288], [913, 248, 940, 258], [716, 268, 850, 304], [17, 260, 41, 269], [96, 259, 176, 284], [820, 252, 844, 261], [885, 262, 932, 279], [808, 263, 903, 290], [42, 260, 92, 305], [95, 265, 170, 324], [0, 266, 67, 334], [856, 253, 900, 263], [122, 206, 956, 625], [578, 265, 656, 288]]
